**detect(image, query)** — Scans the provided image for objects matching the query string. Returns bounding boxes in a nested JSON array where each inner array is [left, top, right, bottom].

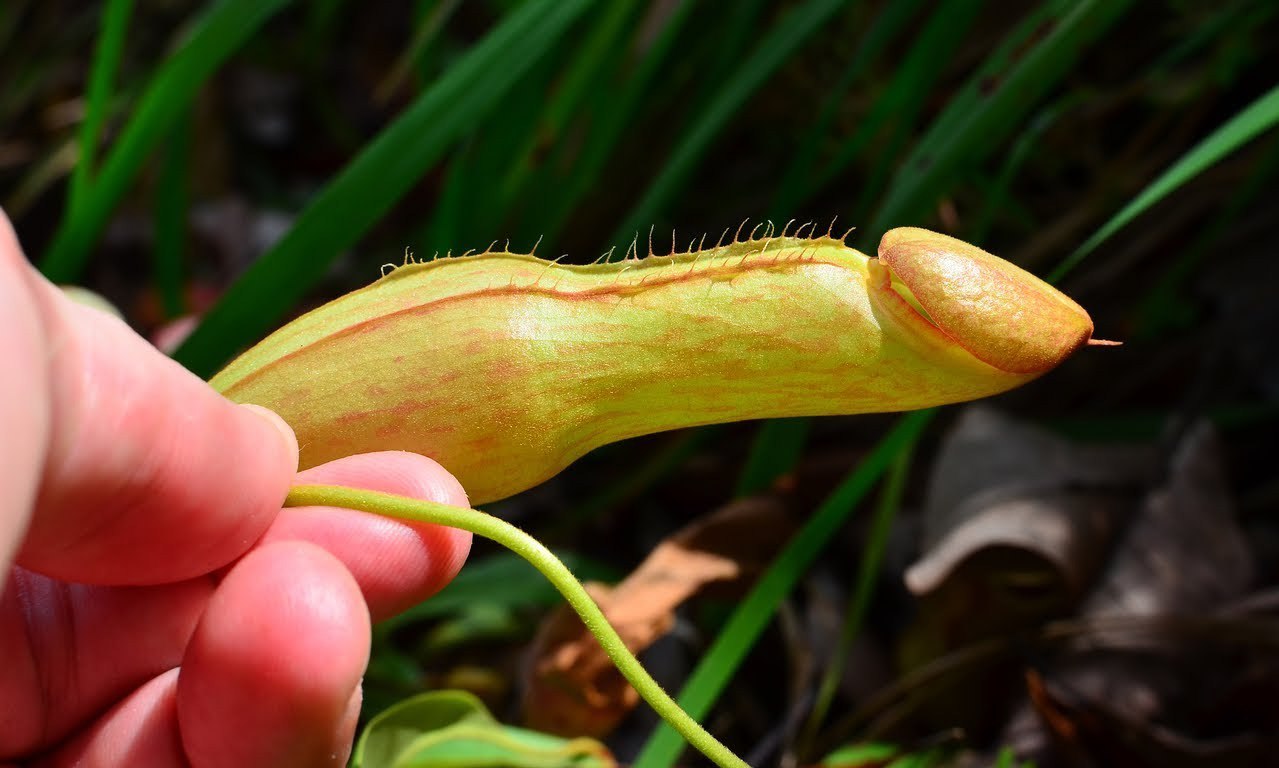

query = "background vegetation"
[[4, 1, 1278, 765]]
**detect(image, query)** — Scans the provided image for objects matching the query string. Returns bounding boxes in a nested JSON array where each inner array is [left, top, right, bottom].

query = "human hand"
[[0, 211, 472, 767]]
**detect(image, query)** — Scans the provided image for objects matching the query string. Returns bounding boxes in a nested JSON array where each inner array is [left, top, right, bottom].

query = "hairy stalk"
[[284, 484, 751, 768]]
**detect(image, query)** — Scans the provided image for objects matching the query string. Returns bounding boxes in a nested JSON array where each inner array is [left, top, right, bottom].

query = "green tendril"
[[284, 484, 751, 768]]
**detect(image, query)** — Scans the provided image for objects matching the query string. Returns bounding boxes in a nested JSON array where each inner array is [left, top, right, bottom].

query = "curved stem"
[[284, 484, 751, 768]]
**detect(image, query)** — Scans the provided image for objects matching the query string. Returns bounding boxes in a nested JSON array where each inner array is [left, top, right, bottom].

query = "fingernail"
[[334, 683, 364, 764], [239, 403, 299, 469]]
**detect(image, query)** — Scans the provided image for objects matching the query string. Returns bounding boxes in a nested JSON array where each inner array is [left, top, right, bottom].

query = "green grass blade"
[[4, 138, 79, 220], [800, 439, 916, 754], [969, 96, 1084, 241], [568, 427, 720, 532], [68, 0, 134, 217], [799, 0, 984, 219], [174, 0, 595, 378], [1048, 82, 1279, 282], [845, 0, 985, 223], [534, 2, 696, 245], [420, 146, 473, 259], [496, 3, 642, 212], [1135, 133, 1279, 336], [40, 0, 293, 283], [372, 0, 463, 105], [609, 0, 847, 245], [152, 110, 191, 319], [866, 0, 1135, 240], [689, 0, 772, 104], [735, 418, 811, 498], [633, 410, 936, 768], [769, 0, 927, 217], [418, 48, 564, 250], [377, 551, 615, 633], [1155, 2, 1276, 72]]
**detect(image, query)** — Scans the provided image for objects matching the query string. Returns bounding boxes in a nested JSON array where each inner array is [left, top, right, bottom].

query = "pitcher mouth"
[[882, 265, 936, 324], [871, 228, 1106, 375]]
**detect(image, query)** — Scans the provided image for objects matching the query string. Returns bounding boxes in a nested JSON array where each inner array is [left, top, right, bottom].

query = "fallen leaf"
[[899, 406, 1154, 707], [896, 406, 1154, 739], [906, 406, 1153, 602], [522, 495, 796, 737], [1023, 664, 1273, 768], [1080, 422, 1253, 626], [1001, 422, 1264, 765]]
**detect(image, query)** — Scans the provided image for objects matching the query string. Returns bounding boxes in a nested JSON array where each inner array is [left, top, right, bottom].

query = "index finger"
[[6, 218, 299, 585]]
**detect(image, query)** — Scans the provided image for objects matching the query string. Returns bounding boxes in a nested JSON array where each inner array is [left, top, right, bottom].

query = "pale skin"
[[0, 210, 472, 767]]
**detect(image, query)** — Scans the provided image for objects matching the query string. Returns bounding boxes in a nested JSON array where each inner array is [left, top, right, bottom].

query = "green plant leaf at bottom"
[[353, 690, 614, 768]]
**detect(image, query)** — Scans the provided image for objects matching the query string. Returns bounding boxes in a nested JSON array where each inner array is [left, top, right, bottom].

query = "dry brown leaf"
[[897, 406, 1153, 737], [521, 495, 796, 737], [1080, 422, 1253, 627], [1022, 663, 1273, 768], [906, 406, 1154, 602], [1001, 422, 1263, 765]]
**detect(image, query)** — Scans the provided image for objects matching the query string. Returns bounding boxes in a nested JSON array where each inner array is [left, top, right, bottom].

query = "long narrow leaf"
[[419, 47, 564, 251], [634, 411, 936, 768], [769, 0, 926, 217], [174, 0, 595, 378], [801, 441, 916, 753], [735, 417, 811, 498], [610, 0, 847, 245], [845, 0, 985, 224], [497, 3, 642, 212], [372, 0, 463, 105], [1049, 82, 1279, 282], [970, 96, 1085, 240], [152, 110, 191, 319], [807, 0, 984, 219], [690, 0, 773, 108], [867, 0, 1134, 240], [41, 0, 292, 283], [1135, 133, 1279, 336], [68, 0, 134, 216], [535, 2, 697, 245]]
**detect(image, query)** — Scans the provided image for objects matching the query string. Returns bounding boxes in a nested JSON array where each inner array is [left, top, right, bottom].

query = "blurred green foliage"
[[4, 0, 1278, 765]]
